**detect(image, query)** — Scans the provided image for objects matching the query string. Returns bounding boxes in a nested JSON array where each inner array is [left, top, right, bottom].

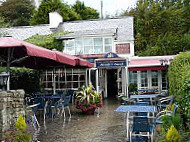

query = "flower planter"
[[82, 108, 96, 115]]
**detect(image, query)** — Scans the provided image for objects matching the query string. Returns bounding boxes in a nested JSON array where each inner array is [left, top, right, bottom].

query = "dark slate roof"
[[0, 24, 53, 40], [56, 17, 134, 41], [56, 28, 117, 39]]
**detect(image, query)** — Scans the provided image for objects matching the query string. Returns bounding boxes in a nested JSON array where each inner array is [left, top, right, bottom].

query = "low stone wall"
[[0, 90, 25, 140]]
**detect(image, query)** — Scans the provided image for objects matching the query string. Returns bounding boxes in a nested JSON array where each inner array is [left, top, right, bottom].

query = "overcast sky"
[[64, 0, 137, 17]]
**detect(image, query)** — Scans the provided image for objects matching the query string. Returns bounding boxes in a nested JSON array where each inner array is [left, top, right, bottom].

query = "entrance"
[[107, 69, 118, 98]]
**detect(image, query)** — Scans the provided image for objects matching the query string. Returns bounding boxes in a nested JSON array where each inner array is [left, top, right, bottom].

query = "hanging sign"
[[104, 52, 119, 58]]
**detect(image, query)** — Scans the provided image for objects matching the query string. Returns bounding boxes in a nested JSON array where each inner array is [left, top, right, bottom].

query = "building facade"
[[1, 12, 175, 98], [55, 14, 174, 98]]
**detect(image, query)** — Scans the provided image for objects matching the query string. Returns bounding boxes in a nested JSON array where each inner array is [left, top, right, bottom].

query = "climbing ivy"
[[25, 31, 69, 51]]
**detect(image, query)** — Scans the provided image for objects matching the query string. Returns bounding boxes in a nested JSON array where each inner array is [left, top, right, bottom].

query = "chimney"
[[49, 11, 63, 29]]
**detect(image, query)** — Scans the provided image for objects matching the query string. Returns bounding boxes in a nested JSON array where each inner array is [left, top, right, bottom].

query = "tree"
[[30, 0, 80, 25], [122, 0, 190, 56], [72, 1, 99, 20], [0, 0, 35, 26]]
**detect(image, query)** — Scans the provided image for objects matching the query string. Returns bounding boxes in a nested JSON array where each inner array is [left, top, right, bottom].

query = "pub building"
[[40, 13, 174, 98]]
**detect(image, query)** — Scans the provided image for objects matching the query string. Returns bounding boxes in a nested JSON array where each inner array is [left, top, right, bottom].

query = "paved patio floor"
[[36, 99, 126, 142]]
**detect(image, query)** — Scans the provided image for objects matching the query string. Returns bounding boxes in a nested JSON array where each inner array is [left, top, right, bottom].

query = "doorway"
[[107, 69, 118, 98]]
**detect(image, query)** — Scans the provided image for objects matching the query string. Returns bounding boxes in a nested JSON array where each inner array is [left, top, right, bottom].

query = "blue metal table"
[[130, 94, 157, 99], [130, 94, 157, 105], [115, 105, 157, 113], [115, 105, 157, 140]]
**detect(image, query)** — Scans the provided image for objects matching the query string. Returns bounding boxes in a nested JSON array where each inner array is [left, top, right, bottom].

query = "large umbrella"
[[0, 37, 77, 90]]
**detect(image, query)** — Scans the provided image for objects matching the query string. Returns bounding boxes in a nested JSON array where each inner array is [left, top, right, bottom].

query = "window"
[[94, 38, 103, 53], [140, 71, 148, 88], [65, 40, 75, 55], [75, 39, 83, 55], [41, 68, 86, 91], [64, 37, 112, 55], [162, 70, 167, 90], [104, 38, 112, 53], [84, 38, 93, 54], [151, 70, 158, 87], [129, 71, 137, 84]]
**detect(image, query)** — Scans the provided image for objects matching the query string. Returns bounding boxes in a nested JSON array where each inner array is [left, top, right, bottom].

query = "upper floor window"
[[64, 37, 112, 55]]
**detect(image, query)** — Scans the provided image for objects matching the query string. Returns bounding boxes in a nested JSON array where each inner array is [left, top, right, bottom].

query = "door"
[[107, 69, 118, 98], [88, 68, 99, 91]]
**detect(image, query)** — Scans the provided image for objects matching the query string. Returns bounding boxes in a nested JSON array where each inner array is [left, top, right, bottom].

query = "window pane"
[[141, 71, 148, 87], [84, 46, 93, 54], [162, 70, 167, 90], [65, 40, 74, 47], [94, 38, 102, 46], [105, 38, 112, 44], [129, 71, 137, 84], [94, 46, 103, 53], [84, 38, 93, 45], [94, 38, 103, 53], [75, 40, 83, 55], [67, 47, 75, 55], [105, 45, 112, 53], [151, 70, 158, 86]]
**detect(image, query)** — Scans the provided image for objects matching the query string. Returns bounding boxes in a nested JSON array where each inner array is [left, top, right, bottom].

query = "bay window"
[[64, 37, 112, 55]]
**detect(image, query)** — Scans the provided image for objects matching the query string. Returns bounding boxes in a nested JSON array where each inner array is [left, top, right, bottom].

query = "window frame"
[[64, 37, 113, 55]]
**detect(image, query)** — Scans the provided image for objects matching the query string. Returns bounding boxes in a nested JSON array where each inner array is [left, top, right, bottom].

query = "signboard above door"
[[96, 60, 127, 68]]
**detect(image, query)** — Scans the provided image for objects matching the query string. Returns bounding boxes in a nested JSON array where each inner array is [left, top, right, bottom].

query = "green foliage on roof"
[[25, 31, 69, 51]]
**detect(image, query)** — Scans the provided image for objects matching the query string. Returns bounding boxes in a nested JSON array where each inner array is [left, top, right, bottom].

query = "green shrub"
[[15, 115, 26, 131], [128, 83, 137, 93], [168, 52, 190, 127], [4, 114, 31, 142], [161, 114, 182, 132], [166, 125, 181, 142], [10, 67, 41, 94]]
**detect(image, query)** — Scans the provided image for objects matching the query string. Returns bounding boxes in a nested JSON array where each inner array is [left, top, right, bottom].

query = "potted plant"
[[75, 84, 103, 114]]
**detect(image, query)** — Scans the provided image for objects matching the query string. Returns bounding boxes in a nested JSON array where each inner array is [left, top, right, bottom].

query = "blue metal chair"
[[157, 96, 174, 111], [154, 104, 178, 125], [67, 89, 76, 104], [61, 95, 71, 119], [130, 117, 154, 142]]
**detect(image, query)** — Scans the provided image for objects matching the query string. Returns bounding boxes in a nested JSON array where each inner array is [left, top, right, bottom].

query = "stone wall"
[[0, 90, 25, 140]]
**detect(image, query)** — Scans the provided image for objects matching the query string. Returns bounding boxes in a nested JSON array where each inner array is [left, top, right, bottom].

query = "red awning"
[[128, 66, 167, 71], [0, 36, 56, 61], [53, 51, 76, 66], [53, 51, 93, 68], [0, 37, 93, 68]]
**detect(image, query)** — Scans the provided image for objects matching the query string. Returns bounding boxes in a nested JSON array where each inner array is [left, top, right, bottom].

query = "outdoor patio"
[[36, 99, 126, 142]]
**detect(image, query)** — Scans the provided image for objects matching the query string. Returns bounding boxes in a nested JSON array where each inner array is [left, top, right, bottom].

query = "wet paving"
[[36, 99, 126, 142]]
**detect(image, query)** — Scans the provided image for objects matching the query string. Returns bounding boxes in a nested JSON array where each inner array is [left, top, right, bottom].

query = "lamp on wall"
[[0, 72, 9, 91], [160, 59, 169, 66]]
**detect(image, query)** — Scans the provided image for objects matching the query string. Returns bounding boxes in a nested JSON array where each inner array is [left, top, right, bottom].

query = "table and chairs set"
[[25, 90, 76, 128], [115, 89, 174, 142]]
